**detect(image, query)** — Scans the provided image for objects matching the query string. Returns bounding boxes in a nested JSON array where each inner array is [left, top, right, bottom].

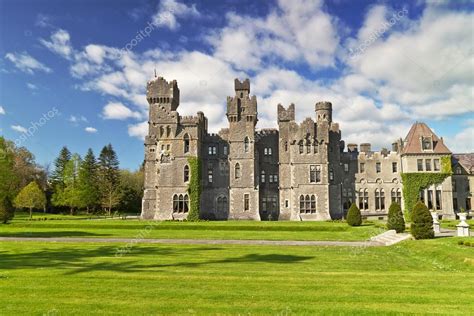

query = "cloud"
[[102, 102, 142, 120], [11, 125, 27, 133], [128, 121, 148, 139], [152, 0, 200, 30], [4, 52, 52, 74], [85, 127, 98, 133], [27, 83, 38, 90], [446, 126, 474, 153], [69, 115, 88, 124], [0, 106, 5, 115], [39, 29, 73, 59]]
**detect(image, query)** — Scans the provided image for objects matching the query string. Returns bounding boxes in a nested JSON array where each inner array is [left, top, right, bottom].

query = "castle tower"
[[315, 101, 332, 123], [226, 79, 260, 220]]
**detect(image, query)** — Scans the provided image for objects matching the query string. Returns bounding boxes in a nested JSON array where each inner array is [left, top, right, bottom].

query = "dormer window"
[[422, 136, 432, 151]]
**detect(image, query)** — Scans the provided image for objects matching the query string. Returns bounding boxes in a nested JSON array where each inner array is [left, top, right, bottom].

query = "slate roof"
[[453, 153, 474, 174], [402, 122, 451, 155]]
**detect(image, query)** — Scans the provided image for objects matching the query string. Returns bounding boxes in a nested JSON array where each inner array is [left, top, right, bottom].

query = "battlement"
[[315, 101, 332, 111], [147, 76, 180, 110], [277, 103, 295, 122], [235, 78, 250, 92]]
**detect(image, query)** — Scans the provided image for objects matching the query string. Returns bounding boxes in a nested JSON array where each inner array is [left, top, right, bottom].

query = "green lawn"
[[0, 237, 473, 315], [0, 214, 385, 241]]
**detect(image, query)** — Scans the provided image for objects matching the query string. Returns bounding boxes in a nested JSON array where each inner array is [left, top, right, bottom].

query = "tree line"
[[0, 136, 143, 222]]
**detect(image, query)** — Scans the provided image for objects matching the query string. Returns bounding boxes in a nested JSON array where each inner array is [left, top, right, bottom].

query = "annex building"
[[141, 77, 473, 221]]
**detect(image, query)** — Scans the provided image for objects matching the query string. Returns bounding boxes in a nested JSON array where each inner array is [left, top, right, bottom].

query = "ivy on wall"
[[187, 156, 201, 221], [401, 155, 452, 220]]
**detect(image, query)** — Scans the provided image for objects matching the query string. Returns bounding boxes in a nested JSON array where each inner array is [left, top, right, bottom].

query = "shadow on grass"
[[0, 244, 313, 275], [0, 231, 111, 238]]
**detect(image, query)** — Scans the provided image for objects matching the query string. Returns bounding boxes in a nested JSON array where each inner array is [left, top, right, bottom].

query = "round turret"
[[315, 101, 332, 122]]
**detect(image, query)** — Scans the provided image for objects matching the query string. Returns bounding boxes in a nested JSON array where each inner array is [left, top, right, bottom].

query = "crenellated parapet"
[[277, 103, 295, 122], [147, 76, 180, 111]]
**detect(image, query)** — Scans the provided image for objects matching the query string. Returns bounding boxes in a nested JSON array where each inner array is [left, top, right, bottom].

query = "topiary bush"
[[410, 201, 434, 239], [347, 202, 362, 227], [387, 202, 405, 233]]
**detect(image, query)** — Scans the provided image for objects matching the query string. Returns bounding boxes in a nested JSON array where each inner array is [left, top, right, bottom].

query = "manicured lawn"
[[441, 219, 474, 229], [0, 237, 473, 315], [0, 215, 386, 241]]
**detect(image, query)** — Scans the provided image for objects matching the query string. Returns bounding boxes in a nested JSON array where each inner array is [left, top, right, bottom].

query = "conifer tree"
[[98, 144, 121, 215], [347, 202, 362, 226], [78, 148, 99, 213], [411, 201, 434, 239], [387, 202, 405, 233]]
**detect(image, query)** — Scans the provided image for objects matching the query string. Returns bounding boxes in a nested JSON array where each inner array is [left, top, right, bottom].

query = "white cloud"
[[39, 29, 73, 59], [27, 83, 38, 90], [4, 52, 52, 74], [0, 106, 5, 115], [69, 115, 88, 124], [128, 121, 148, 139], [11, 125, 27, 133], [152, 0, 200, 30], [102, 102, 142, 120], [85, 127, 98, 133], [446, 126, 474, 153]]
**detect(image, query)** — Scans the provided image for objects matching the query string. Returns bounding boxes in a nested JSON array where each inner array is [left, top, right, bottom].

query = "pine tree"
[[98, 144, 121, 215], [14, 181, 47, 219], [51, 146, 71, 187], [411, 201, 434, 239], [77, 149, 99, 213], [387, 202, 405, 233], [347, 202, 362, 226], [52, 154, 82, 215]]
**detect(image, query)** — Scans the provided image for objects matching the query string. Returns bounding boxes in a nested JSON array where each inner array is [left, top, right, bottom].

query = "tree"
[[50, 146, 71, 187], [98, 144, 121, 215], [118, 169, 144, 214], [77, 149, 100, 213], [14, 181, 46, 219], [411, 201, 434, 239], [0, 196, 14, 224], [0, 137, 18, 200], [52, 154, 82, 215], [387, 202, 405, 233], [347, 202, 362, 226]]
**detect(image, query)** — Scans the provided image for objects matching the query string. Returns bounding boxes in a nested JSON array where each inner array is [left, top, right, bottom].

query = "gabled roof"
[[402, 122, 451, 155], [453, 153, 474, 174]]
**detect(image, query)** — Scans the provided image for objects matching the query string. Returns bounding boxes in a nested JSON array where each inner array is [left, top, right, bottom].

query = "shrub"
[[410, 201, 434, 239], [347, 203, 362, 226], [458, 240, 464, 245], [387, 202, 405, 233], [465, 241, 471, 247], [0, 196, 14, 224]]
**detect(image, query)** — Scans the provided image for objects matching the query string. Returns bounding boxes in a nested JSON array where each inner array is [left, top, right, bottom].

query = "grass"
[[0, 237, 473, 315], [0, 212, 385, 241], [441, 219, 474, 229]]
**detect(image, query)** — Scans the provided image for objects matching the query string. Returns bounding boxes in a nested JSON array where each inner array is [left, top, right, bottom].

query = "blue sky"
[[0, 0, 472, 170]]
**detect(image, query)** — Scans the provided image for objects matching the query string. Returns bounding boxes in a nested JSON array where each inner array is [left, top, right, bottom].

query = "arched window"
[[261, 170, 266, 183], [375, 189, 380, 210], [183, 194, 189, 213], [396, 188, 402, 206], [183, 134, 190, 153], [285, 141, 288, 152], [160, 126, 165, 138], [184, 165, 189, 182], [306, 140, 311, 154], [217, 196, 228, 212], [244, 137, 250, 153], [299, 141, 304, 154], [178, 194, 184, 213], [166, 126, 171, 137], [299, 195, 305, 213], [310, 195, 316, 213], [380, 189, 385, 210], [299, 195, 316, 214], [305, 195, 311, 213], [235, 163, 241, 179], [173, 194, 179, 213], [313, 141, 318, 153], [359, 189, 369, 210]]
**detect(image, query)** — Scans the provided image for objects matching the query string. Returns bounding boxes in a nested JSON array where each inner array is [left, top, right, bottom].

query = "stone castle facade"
[[141, 77, 473, 221]]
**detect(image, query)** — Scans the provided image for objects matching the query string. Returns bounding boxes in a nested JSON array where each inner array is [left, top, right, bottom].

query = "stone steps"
[[370, 230, 413, 246]]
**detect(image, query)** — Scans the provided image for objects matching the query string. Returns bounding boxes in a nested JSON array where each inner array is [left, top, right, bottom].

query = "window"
[[344, 163, 349, 172], [391, 189, 402, 206], [427, 189, 433, 209], [359, 189, 369, 210], [329, 168, 334, 181], [376, 162, 381, 173], [453, 198, 458, 211], [244, 194, 249, 211], [160, 126, 165, 137], [284, 141, 288, 152], [208, 146, 217, 155], [217, 196, 228, 212], [244, 137, 250, 153], [235, 163, 241, 179], [313, 141, 318, 154], [299, 141, 304, 154], [422, 137, 432, 150], [375, 189, 380, 210], [223, 145, 228, 156], [274, 174, 278, 183], [150, 148, 155, 153], [425, 159, 431, 171], [452, 180, 457, 192], [392, 162, 397, 173], [455, 167, 462, 175], [184, 134, 190, 153], [285, 200, 289, 208], [310, 165, 321, 183], [360, 163, 365, 173], [166, 144, 170, 151], [166, 126, 171, 137], [261, 170, 265, 183], [173, 194, 189, 213], [264, 147, 272, 156], [306, 141, 311, 154], [269, 175, 273, 183], [436, 189, 442, 210], [419, 190, 425, 204], [184, 165, 189, 182], [466, 180, 470, 192], [434, 159, 440, 171], [417, 159, 423, 171], [467, 198, 471, 210], [299, 195, 316, 214], [208, 167, 213, 184]]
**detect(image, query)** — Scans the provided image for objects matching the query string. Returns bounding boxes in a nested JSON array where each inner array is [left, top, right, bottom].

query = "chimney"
[[392, 142, 399, 152]]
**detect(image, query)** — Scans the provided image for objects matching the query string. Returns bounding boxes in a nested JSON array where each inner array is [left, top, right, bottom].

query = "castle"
[[141, 77, 473, 221]]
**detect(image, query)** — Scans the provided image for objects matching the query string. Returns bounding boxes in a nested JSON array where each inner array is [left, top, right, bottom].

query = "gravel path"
[[0, 236, 384, 247]]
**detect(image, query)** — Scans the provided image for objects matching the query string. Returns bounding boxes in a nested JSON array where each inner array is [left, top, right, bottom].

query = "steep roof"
[[453, 153, 474, 174], [402, 122, 451, 155]]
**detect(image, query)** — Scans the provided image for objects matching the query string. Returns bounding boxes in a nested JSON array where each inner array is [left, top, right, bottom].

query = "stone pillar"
[[431, 211, 440, 234], [456, 213, 470, 237]]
